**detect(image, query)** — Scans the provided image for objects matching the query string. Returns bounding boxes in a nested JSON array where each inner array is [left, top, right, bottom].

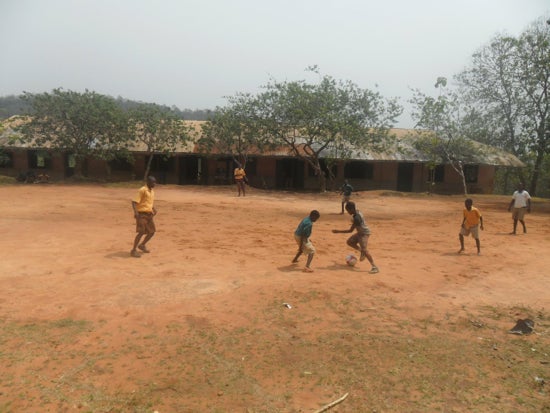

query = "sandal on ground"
[[138, 244, 150, 253], [130, 250, 141, 258], [302, 267, 314, 273], [369, 267, 379, 274]]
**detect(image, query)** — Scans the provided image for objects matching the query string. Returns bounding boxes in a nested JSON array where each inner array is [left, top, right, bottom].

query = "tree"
[[198, 94, 270, 169], [19, 89, 128, 178], [127, 103, 192, 180], [515, 18, 550, 195], [410, 78, 479, 195], [250, 72, 402, 191], [457, 17, 550, 195]]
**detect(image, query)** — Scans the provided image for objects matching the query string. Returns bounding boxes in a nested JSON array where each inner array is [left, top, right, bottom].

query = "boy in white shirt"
[[507, 182, 531, 234]]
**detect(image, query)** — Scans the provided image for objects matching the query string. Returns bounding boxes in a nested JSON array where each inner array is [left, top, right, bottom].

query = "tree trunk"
[[144, 153, 154, 181], [529, 149, 544, 196], [451, 161, 468, 196], [318, 172, 327, 192]]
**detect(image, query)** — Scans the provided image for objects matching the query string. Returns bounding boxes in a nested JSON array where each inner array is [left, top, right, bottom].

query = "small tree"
[[199, 94, 271, 169], [127, 103, 192, 180], [410, 78, 479, 195]]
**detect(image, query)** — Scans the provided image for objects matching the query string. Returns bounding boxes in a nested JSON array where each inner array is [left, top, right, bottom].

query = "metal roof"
[[0, 118, 524, 167]]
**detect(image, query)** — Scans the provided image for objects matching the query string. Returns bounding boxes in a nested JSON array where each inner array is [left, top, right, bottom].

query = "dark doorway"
[[275, 158, 304, 189], [179, 155, 205, 185], [397, 163, 414, 192], [150, 155, 175, 184]]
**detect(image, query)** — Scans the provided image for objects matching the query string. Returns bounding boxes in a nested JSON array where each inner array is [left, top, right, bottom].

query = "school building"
[[0, 120, 523, 194]]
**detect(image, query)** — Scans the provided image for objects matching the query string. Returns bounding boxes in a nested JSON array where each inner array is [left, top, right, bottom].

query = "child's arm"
[[332, 224, 354, 234], [479, 216, 484, 230]]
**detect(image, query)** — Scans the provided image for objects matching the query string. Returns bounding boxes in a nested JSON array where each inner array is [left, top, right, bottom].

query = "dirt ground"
[[0, 183, 549, 413]]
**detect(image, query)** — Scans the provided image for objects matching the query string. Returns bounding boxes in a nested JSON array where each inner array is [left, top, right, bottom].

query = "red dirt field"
[[0, 183, 549, 413]]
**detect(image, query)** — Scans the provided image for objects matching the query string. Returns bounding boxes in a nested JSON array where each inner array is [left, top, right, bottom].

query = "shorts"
[[347, 233, 369, 251], [512, 207, 527, 220], [295, 234, 315, 254], [342, 195, 351, 203], [136, 212, 156, 234], [460, 225, 479, 239]]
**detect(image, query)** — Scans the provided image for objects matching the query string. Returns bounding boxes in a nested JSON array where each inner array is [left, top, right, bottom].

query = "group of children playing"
[[293, 201, 380, 274], [292, 182, 532, 272], [293, 180, 380, 274]]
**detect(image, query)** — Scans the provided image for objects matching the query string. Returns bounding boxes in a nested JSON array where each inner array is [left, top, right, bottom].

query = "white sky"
[[1, 0, 548, 127]]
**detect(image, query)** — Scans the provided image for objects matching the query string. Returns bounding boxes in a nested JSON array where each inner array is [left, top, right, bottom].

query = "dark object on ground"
[[16, 170, 37, 183], [508, 319, 534, 335]]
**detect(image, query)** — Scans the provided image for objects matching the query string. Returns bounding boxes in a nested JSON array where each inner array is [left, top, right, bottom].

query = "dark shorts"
[[136, 212, 156, 234], [347, 233, 369, 251]]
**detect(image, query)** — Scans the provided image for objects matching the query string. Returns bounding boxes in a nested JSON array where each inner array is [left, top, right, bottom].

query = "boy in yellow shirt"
[[131, 176, 157, 258], [459, 198, 484, 255], [234, 163, 247, 197]]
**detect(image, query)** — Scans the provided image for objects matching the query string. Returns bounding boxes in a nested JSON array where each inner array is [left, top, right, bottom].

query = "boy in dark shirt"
[[333, 201, 379, 274]]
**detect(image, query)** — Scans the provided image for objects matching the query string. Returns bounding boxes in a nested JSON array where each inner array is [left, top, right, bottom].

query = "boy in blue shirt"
[[292, 210, 321, 273]]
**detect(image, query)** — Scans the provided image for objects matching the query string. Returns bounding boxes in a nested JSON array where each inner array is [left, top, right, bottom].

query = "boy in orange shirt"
[[458, 198, 484, 255]]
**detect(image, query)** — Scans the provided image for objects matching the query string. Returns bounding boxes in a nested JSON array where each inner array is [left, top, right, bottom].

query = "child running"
[[458, 198, 484, 255], [332, 201, 379, 274], [292, 210, 320, 273]]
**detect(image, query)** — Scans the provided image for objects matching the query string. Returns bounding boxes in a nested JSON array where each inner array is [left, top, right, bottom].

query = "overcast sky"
[[1, 0, 548, 127]]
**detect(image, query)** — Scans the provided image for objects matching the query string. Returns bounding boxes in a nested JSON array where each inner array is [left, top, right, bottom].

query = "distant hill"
[[0, 94, 215, 121]]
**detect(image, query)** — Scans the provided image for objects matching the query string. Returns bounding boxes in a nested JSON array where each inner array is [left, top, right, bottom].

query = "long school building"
[[0, 124, 523, 194]]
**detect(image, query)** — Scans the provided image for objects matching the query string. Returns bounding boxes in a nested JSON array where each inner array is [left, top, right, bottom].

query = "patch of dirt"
[[0, 184, 548, 412]]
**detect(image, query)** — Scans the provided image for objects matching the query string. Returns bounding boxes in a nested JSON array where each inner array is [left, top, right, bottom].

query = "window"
[[28, 150, 51, 169], [434, 164, 445, 182], [344, 161, 373, 179], [463, 164, 478, 183], [0, 150, 13, 168], [66, 154, 76, 168]]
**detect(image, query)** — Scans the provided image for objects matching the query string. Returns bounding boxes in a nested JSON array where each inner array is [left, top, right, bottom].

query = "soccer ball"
[[345, 254, 358, 267]]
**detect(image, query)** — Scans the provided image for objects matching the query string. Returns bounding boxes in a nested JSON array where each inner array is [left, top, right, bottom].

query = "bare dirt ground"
[[0, 183, 549, 413]]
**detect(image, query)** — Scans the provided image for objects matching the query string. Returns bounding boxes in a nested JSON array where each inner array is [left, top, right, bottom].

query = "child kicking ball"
[[333, 202, 379, 274]]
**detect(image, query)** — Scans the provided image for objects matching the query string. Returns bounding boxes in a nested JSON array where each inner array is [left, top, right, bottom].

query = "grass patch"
[[0, 175, 16, 184], [0, 307, 548, 411]]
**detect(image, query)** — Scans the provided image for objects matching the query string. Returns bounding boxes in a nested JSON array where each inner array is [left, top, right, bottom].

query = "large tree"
[[127, 103, 192, 180], [249, 72, 402, 191], [19, 88, 128, 177], [457, 17, 550, 195]]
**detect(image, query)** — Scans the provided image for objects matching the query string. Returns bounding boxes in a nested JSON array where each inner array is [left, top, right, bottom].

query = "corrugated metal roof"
[[0, 118, 524, 167]]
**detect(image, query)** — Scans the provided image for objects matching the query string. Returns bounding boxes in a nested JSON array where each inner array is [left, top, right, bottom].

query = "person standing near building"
[[459, 198, 484, 255], [292, 210, 320, 273], [339, 180, 354, 214], [234, 162, 247, 197], [508, 182, 531, 234], [131, 176, 157, 258]]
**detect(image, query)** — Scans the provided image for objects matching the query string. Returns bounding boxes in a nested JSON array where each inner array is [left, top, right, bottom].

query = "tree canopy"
[[18, 88, 128, 177], [209, 72, 402, 191], [457, 17, 550, 195], [127, 103, 192, 180]]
